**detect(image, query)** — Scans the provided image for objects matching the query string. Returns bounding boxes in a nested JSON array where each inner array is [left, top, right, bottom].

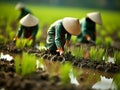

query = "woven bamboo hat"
[[20, 14, 39, 27], [87, 12, 102, 25], [62, 17, 81, 36], [15, 2, 25, 10]]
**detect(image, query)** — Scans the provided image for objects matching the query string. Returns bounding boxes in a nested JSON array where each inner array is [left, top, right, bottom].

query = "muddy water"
[[0, 52, 117, 90], [36, 58, 116, 90]]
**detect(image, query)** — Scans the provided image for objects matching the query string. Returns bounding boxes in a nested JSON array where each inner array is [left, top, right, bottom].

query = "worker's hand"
[[28, 36, 33, 40], [65, 40, 70, 47], [13, 36, 18, 42], [85, 35, 96, 45], [85, 34, 91, 41], [56, 47, 64, 55]]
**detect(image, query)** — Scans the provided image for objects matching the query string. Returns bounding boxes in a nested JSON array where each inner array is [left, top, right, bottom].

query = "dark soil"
[[37, 50, 120, 73], [1, 43, 120, 73], [0, 53, 90, 90], [0, 43, 120, 90]]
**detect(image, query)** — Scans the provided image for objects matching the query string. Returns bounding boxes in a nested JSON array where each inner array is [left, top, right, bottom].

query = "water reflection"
[[0, 52, 117, 89], [77, 68, 101, 88], [36, 59, 45, 70], [92, 76, 116, 90], [103, 56, 115, 64], [0, 52, 13, 61], [107, 57, 114, 64], [69, 69, 79, 85], [37, 59, 116, 89]]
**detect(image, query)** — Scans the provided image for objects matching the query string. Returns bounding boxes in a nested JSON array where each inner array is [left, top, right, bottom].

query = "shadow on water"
[[0, 52, 118, 90]]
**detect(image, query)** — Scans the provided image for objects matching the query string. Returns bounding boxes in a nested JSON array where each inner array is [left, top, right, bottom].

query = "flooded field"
[[42, 60, 116, 90], [0, 48, 119, 90]]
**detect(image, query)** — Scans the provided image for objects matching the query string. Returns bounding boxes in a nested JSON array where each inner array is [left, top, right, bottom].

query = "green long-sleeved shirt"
[[77, 18, 96, 43], [17, 25, 38, 40], [46, 20, 71, 51], [18, 8, 31, 20]]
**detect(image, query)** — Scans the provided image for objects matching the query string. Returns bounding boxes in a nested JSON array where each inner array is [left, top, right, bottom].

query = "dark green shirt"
[[77, 18, 96, 43], [18, 8, 31, 20], [46, 20, 71, 51], [17, 25, 38, 39]]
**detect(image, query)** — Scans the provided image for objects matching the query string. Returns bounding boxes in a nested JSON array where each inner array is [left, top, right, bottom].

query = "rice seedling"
[[59, 62, 80, 85], [114, 73, 120, 90], [72, 47, 80, 59], [14, 56, 21, 74], [38, 42, 46, 51], [96, 48, 104, 62], [89, 47, 97, 62], [26, 40, 33, 47], [73, 46, 84, 59], [59, 62, 72, 85], [79, 46, 84, 59], [14, 52, 36, 76], [103, 49, 108, 62], [15, 39, 28, 49], [21, 52, 36, 76], [89, 47, 105, 62], [114, 51, 120, 65]]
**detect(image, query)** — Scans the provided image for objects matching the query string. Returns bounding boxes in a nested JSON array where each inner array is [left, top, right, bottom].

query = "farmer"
[[45, 17, 81, 55], [13, 14, 39, 46], [15, 2, 32, 20], [76, 12, 102, 44]]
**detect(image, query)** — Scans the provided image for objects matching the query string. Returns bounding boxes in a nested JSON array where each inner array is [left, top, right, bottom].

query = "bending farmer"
[[77, 12, 102, 44], [13, 14, 39, 45], [46, 17, 81, 55]]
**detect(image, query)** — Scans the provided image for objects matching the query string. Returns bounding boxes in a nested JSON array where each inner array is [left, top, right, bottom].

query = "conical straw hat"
[[15, 2, 25, 10], [62, 17, 81, 36], [20, 14, 39, 27], [87, 12, 102, 25]]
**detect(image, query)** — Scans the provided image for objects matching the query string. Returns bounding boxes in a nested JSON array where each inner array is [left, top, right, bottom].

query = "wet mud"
[[0, 42, 120, 90]]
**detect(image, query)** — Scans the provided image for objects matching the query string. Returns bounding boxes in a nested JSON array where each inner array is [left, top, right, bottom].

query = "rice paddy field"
[[0, 2, 120, 90], [0, 2, 120, 46]]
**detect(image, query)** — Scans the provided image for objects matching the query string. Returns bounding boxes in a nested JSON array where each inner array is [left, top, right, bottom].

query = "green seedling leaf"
[[16, 39, 28, 49], [21, 52, 36, 76], [73, 46, 84, 59], [59, 62, 72, 85], [114, 51, 120, 65], [14, 56, 21, 74], [15, 52, 36, 76]]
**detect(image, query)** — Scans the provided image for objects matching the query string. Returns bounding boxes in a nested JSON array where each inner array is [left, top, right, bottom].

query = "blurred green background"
[[0, 0, 120, 46]]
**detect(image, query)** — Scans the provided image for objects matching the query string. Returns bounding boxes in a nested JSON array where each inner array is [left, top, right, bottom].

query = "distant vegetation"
[[0, 0, 120, 10], [0, 3, 120, 45]]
